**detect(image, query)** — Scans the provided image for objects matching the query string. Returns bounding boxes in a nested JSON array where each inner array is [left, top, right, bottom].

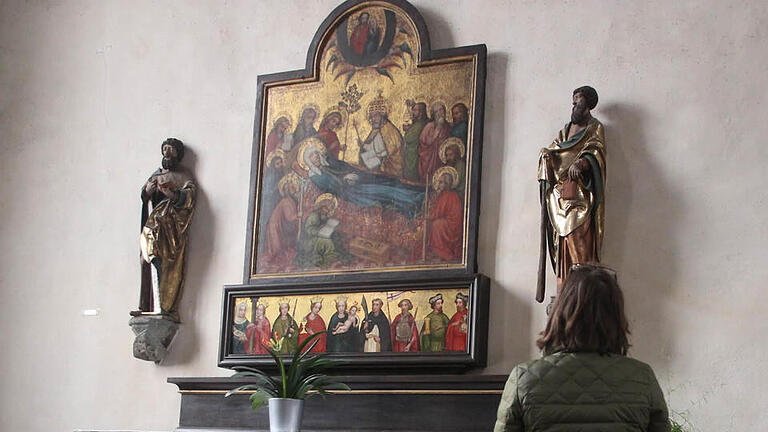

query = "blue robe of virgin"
[[309, 158, 425, 218]]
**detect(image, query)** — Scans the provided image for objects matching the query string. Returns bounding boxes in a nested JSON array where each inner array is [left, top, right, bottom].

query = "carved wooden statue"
[[130, 138, 196, 362], [537, 86, 606, 303]]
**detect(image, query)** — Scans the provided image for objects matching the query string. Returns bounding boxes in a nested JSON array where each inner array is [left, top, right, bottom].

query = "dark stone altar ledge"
[[169, 375, 509, 431], [169, 374, 509, 392]]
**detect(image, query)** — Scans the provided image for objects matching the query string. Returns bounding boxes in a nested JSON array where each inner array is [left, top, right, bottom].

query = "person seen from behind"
[[495, 264, 670, 431]]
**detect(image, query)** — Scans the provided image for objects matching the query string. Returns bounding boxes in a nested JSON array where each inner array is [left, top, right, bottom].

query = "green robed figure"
[[420, 293, 450, 352], [273, 299, 299, 354]]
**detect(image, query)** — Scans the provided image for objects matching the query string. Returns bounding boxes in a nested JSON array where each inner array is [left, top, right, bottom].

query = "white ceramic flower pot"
[[268, 398, 304, 432]]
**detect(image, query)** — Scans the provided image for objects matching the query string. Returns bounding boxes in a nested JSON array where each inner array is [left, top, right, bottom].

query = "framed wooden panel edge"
[[218, 273, 490, 373]]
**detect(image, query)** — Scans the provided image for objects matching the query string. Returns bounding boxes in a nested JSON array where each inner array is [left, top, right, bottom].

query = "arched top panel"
[[243, 0, 486, 285], [307, 0, 426, 83]]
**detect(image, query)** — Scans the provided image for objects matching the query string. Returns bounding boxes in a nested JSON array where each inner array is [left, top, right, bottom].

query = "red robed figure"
[[390, 313, 420, 352], [350, 22, 369, 56], [445, 308, 468, 351], [429, 189, 463, 261], [317, 128, 342, 160], [263, 196, 299, 268], [245, 319, 272, 355], [298, 313, 327, 353]]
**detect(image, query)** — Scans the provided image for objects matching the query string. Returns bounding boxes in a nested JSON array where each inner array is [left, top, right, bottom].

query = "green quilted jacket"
[[494, 352, 670, 432]]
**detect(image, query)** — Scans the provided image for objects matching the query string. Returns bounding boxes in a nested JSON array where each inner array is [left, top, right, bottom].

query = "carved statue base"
[[129, 314, 179, 363]]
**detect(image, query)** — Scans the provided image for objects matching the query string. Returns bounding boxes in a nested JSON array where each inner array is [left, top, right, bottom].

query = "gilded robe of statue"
[[538, 118, 606, 287], [140, 170, 196, 316]]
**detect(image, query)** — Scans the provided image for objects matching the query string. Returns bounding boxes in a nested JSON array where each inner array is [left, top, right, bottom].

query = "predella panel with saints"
[[229, 289, 471, 356], [246, 0, 485, 281]]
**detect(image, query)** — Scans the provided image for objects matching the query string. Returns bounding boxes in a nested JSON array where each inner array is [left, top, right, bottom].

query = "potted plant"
[[226, 331, 350, 432]]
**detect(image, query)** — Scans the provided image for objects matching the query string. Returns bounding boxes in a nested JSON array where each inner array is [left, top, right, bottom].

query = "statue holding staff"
[[537, 86, 606, 303], [130, 138, 196, 362], [135, 138, 196, 319]]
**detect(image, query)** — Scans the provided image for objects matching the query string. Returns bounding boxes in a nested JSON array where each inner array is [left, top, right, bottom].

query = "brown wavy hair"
[[536, 264, 630, 355]]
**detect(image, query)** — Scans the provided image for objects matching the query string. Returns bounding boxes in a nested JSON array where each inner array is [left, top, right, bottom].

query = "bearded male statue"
[[134, 138, 196, 320], [537, 86, 606, 303]]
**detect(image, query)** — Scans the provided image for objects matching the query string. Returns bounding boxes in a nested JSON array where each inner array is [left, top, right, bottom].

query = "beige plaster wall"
[[1, 0, 766, 430]]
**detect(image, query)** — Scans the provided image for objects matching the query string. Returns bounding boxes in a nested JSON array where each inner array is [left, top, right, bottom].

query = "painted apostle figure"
[[317, 111, 345, 160], [295, 193, 350, 269], [136, 138, 196, 320], [428, 166, 464, 262], [292, 107, 318, 148], [420, 294, 450, 352], [261, 149, 287, 223], [537, 86, 606, 302], [418, 102, 452, 182], [439, 138, 466, 199], [450, 102, 469, 145], [362, 297, 392, 352], [262, 173, 301, 269], [391, 299, 419, 352], [445, 293, 469, 352], [402, 101, 428, 182], [266, 116, 291, 155]]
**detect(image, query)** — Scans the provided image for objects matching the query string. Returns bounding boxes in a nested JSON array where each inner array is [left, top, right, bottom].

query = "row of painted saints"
[[232, 293, 469, 355], [257, 93, 470, 273]]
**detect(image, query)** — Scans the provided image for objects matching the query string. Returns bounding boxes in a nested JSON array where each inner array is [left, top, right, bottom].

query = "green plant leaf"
[[229, 366, 279, 394], [250, 389, 272, 410], [225, 332, 348, 404], [293, 373, 326, 399], [229, 375, 277, 394], [225, 383, 261, 398]]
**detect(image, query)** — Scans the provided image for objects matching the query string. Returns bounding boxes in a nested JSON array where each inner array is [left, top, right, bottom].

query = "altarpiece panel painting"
[[224, 0, 487, 371], [244, 0, 485, 283]]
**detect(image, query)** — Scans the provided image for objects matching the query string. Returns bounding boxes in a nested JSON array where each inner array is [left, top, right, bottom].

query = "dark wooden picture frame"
[[241, 0, 487, 286], [219, 274, 490, 372]]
